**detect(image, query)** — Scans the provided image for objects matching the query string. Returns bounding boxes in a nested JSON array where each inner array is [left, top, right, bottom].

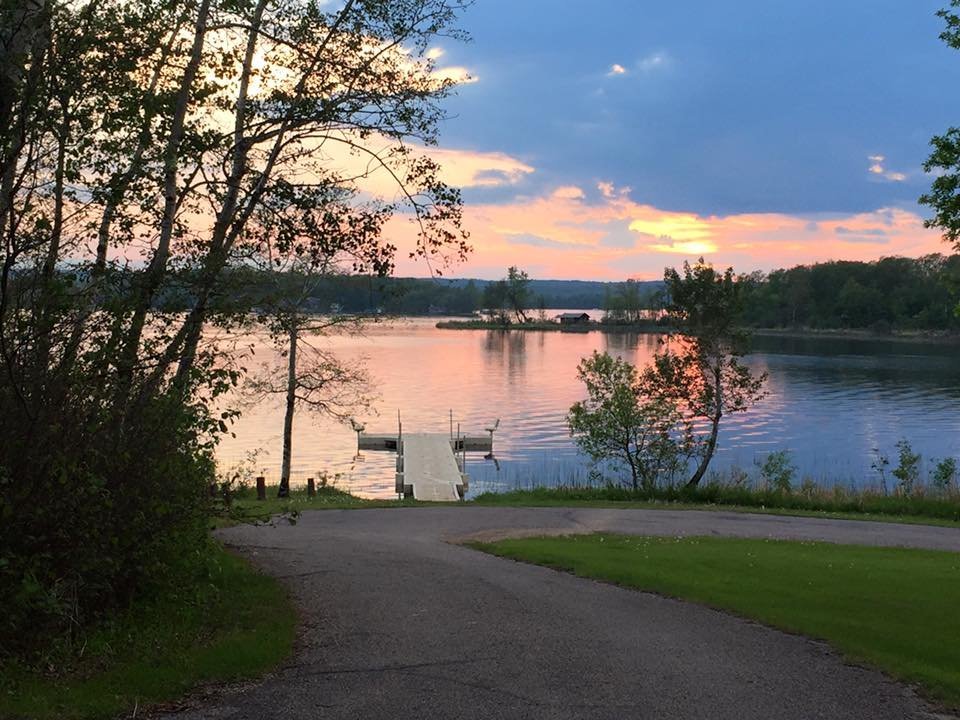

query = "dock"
[[357, 429, 494, 502]]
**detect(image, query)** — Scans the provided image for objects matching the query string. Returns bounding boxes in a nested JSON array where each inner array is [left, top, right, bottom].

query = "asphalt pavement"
[[172, 507, 960, 719]]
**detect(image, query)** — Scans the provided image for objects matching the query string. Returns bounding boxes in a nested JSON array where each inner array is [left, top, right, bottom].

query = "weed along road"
[[177, 508, 960, 720]]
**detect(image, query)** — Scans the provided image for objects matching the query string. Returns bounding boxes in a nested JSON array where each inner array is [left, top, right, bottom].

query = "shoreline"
[[435, 319, 960, 345]]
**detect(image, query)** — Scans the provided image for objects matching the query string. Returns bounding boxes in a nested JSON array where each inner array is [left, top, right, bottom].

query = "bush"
[[757, 450, 796, 493], [0, 395, 215, 661], [893, 439, 922, 496], [932, 457, 958, 492]]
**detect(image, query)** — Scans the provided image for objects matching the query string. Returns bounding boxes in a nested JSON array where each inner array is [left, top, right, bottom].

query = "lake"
[[215, 315, 960, 498]]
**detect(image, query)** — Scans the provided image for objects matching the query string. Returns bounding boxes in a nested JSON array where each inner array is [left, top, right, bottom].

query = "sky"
[[388, 0, 960, 280]]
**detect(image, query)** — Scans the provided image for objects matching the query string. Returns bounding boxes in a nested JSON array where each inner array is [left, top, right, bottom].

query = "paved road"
[[176, 507, 960, 719]]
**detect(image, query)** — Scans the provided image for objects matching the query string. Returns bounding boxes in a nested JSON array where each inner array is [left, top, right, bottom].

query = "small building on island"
[[557, 312, 591, 326]]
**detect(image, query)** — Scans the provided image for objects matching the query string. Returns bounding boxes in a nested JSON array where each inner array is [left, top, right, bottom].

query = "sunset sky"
[[390, 0, 960, 280]]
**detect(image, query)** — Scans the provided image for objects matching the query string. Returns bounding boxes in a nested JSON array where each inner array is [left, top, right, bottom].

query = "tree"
[[481, 279, 509, 325], [568, 351, 693, 492], [921, 1, 960, 254], [247, 290, 375, 499], [641, 259, 766, 488], [0, 0, 472, 657], [505, 266, 531, 322]]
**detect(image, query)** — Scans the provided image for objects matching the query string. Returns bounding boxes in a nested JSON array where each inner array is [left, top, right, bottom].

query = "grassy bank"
[[472, 485, 960, 526], [216, 483, 420, 527], [0, 544, 296, 720], [473, 534, 960, 709], [225, 482, 960, 527]]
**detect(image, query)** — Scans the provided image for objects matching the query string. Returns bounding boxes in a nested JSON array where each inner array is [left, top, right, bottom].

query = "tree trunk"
[[686, 413, 720, 488], [114, 0, 211, 409], [278, 325, 298, 498]]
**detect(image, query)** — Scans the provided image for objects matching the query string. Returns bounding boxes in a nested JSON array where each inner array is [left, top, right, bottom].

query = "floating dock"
[[358, 430, 494, 502]]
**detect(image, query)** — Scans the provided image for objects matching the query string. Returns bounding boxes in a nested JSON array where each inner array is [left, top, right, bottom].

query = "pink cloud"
[[388, 182, 948, 280]]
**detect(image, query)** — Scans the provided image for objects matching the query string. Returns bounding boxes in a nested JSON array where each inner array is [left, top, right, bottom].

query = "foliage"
[[0, 395, 216, 660], [0, 545, 296, 720], [602, 279, 658, 324], [921, 3, 960, 263], [892, 439, 923, 496], [568, 352, 693, 491], [479, 267, 533, 324], [475, 535, 960, 708], [932, 457, 958, 491], [480, 279, 511, 324], [641, 259, 767, 487], [738, 255, 960, 330], [757, 449, 796, 492], [0, 0, 470, 661], [505, 266, 531, 323]]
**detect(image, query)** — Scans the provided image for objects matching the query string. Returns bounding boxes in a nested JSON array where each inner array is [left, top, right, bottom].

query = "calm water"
[[216, 315, 960, 498]]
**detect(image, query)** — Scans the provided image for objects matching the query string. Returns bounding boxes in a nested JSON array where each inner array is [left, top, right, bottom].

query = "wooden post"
[[307, 477, 316, 497], [256, 476, 266, 501]]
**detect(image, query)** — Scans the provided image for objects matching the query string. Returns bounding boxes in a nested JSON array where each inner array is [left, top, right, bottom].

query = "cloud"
[[426, 47, 445, 61], [638, 52, 670, 72], [835, 226, 888, 236], [427, 149, 534, 188], [431, 65, 477, 85], [648, 240, 719, 254], [867, 154, 907, 183], [629, 213, 712, 242], [607, 63, 628, 77], [552, 185, 585, 199], [307, 137, 534, 199], [385, 180, 945, 280], [502, 232, 589, 250]]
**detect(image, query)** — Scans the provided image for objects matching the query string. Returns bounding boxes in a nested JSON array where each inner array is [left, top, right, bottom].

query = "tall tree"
[[505, 266, 530, 323], [0, 0, 472, 656], [641, 259, 766, 488]]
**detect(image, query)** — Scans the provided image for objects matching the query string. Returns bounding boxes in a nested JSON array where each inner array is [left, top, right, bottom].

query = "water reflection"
[[215, 318, 960, 498]]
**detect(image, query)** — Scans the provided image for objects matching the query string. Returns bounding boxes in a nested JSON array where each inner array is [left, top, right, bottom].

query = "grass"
[[0, 544, 297, 720], [219, 482, 960, 529], [473, 534, 960, 709], [472, 485, 960, 527], [214, 483, 421, 527]]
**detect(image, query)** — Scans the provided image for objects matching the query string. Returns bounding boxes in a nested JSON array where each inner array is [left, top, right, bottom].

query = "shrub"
[[757, 450, 796, 493], [892, 439, 922, 496], [932, 457, 958, 492], [0, 395, 215, 661]]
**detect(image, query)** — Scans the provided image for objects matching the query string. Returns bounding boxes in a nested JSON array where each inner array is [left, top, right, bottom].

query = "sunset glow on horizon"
[[378, 1, 960, 281]]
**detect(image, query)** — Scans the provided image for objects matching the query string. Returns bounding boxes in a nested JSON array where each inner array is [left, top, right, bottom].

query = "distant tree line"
[[151, 267, 663, 315], [737, 254, 960, 332]]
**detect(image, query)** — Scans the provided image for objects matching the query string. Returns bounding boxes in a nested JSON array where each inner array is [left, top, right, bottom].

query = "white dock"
[[359, 434, 492, 453], [397, 434, 467, 502], [358, 429, 493, 502]]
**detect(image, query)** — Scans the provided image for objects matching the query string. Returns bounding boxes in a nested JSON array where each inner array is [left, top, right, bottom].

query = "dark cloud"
[[439, 0, 960, 216]]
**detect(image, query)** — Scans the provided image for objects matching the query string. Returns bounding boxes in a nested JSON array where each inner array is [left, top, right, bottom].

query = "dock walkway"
[[358, 431, 491, 502], [399, 434, 465, 502]]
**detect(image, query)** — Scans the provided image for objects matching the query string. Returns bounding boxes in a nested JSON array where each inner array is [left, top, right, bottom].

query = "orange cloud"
[[387, 181, 947, 280]]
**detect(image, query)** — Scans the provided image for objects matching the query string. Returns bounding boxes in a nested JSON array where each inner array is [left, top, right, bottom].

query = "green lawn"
[[0, 544, 297, 720], [473, 534, 960, 709], [472, 487, 960, 528]]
